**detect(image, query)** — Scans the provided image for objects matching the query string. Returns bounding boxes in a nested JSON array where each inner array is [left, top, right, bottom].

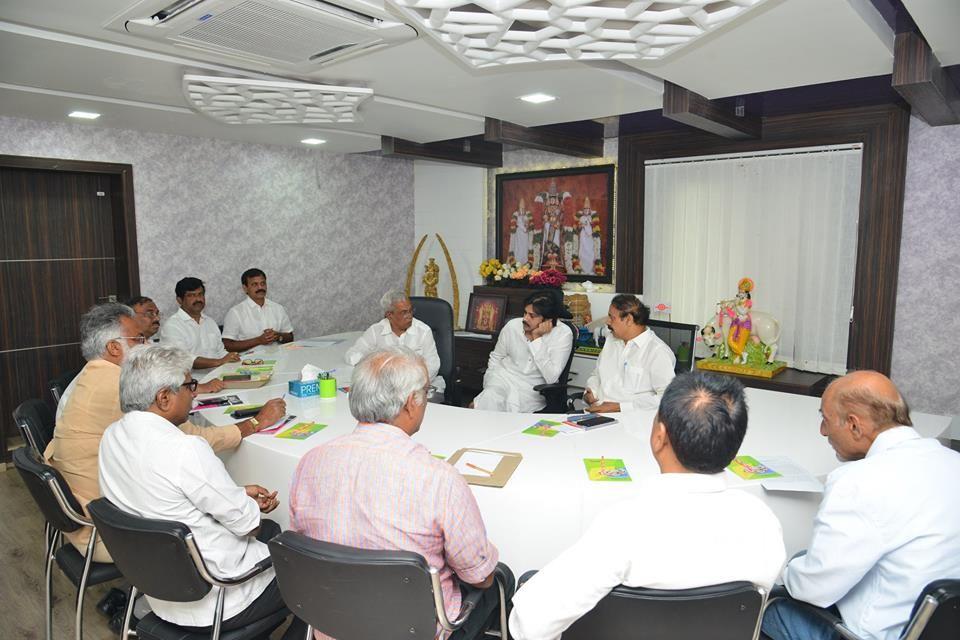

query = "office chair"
[[50, 367, 82, 406], [533, 319, 579, 413], [411, 296, 461, 405], [646, 319, 699, 374], [14, 398, 56, 457]]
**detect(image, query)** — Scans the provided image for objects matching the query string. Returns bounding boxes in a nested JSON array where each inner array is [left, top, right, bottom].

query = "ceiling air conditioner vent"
[[106, 0, 417, 71]]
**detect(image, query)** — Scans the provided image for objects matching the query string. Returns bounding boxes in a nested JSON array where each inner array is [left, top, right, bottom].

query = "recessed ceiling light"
[[300, 138, 326, 145], [519, 93, 556, 104], [68, 111, 101, 120]]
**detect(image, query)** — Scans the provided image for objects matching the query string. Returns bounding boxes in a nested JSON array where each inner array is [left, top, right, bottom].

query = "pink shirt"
[[289, 422, 498, 638]]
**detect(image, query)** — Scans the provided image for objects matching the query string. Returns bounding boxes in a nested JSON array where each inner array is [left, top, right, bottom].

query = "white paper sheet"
[[454, 450, 505, 476], [298, 340, 341, 348], [758, 456, 825, 493]]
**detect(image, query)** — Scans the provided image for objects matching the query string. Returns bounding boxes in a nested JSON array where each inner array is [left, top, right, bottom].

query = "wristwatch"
[[248, 417, 260, 431]]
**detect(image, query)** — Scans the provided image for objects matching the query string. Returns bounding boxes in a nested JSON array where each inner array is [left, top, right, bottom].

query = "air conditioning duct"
[[106, 0, 417, 71]]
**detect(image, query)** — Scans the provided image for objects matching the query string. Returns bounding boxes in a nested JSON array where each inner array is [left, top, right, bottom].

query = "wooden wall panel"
[[616, 103, 911, 374]]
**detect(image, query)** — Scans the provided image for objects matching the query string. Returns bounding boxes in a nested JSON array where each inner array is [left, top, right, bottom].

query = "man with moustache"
[[160, 277, 240, 369], [472, 292, 573, 413], [583, 294, 675, 413], [222, 268, 294, 352]]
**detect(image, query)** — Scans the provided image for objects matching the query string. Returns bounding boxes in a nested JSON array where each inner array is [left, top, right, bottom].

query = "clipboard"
[[220, 373, 273, 389], [447, 448, 522, 488]]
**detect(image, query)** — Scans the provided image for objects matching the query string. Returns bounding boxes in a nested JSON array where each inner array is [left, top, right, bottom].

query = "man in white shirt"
[[584, 294, 675, 412], [509, 371, 786, 640], [98, 345, 304, 638], [762, 371, 960, 640], [472, 292, 573, 413], [160, 277, 240, 370], [345, 290, 445, 397], [222, 268, 294, 352]]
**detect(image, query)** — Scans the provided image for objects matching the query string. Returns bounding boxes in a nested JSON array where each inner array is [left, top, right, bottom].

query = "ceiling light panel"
[[183, 75, 374, 125], [387, 0, 771, 68]]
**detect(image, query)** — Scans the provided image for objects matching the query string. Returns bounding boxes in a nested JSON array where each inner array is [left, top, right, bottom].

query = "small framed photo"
[[466, 293, 508, 334]]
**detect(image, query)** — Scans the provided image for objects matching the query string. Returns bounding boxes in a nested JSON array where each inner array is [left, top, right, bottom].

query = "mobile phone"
[[578, 416, 618, 430], [230, 407, 262, 419]]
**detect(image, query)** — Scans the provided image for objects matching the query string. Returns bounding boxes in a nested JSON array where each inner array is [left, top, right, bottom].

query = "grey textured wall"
[[891, 117, 960, 417], [0, 116, 414, 338]]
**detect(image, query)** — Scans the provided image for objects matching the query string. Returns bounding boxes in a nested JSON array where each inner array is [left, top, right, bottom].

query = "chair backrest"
[[12, 446, 87, 534], [87, 498, 212, 603], [646, 319, 699, 374], [410, 296, 455, 383], [903, 579, 960, 640], [13, 398, 56, 456], [557, 319, 578, 385], [49, 368, 81, 406], [562, 581, 765, 640], [269, 531, 439, 640]]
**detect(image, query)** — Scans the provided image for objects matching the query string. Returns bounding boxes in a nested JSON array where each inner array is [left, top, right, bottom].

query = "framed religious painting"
[[495, 164, 615, 284], [465, 292, 508, 334]]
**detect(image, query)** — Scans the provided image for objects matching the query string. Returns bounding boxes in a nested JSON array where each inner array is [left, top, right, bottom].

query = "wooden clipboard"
[[447, 448, 522, 488]]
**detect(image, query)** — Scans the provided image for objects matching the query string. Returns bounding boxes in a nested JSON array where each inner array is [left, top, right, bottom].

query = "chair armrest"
[[447, 586, 485, 629], [784, 599, 864, 640], [532, 382, 565, 393], [198, 554, 274, 588]]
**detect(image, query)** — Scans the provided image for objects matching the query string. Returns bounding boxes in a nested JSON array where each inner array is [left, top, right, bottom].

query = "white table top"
[[195, 335, 953, 575]]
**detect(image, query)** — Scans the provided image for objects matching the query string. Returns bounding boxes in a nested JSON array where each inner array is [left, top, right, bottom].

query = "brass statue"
[[422, 258, 440, 297]]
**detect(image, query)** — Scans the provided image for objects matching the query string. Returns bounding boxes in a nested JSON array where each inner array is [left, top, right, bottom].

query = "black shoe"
[[97, 588, 128, 618], [108, 609, 138, 637]]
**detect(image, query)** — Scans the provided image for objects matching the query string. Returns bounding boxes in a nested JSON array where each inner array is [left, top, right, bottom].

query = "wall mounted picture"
[[465, 292, 508, 334], [496, 164, 615, 283]]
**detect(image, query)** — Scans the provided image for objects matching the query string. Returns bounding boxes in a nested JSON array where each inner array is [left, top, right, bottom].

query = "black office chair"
[[87, 498, 286, 640], [411, 296, 461, 406], [559, 580, 766, 640], [13, 398, 56, 456], [646, 319, 699, 374], [767, 580, 960, 640], [268, 531, 509, 640], [533, 319, 579, 413], [13, 447, 122, 640], [50, 367, 82, 406]]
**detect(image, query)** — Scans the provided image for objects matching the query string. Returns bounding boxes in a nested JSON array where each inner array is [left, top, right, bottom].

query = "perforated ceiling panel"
[[183, 75, 373, 124], [386, 0, 771, 68]]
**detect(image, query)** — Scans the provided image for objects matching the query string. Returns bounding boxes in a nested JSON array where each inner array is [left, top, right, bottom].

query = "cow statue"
[[700, 278, 781, 365]]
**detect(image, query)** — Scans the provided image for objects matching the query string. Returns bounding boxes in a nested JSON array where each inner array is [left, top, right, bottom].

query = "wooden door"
[[0, 158, 139, 462]]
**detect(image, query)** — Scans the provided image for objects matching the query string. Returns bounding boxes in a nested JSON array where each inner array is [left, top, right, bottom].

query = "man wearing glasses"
[[345, 289, 444, 401], [45, 303, 285, 564]]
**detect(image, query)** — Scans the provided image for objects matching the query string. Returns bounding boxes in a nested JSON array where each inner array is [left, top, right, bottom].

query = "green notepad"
[[727, 456, 782, 480], [275, 422, 327, 440], [522, 420, 562, 438], [583, 458, 632, 482], [224, 404, 262, 414]]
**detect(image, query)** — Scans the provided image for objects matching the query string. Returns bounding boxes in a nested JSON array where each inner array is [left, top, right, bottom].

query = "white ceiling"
[[0, 0, 945, 153]]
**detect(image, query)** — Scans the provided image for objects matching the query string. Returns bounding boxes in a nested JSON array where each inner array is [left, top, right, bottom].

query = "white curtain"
[[643, 145, 862, 375]]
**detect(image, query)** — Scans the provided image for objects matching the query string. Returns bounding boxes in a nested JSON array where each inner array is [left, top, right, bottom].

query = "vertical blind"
[[643, 145, 862, 375]]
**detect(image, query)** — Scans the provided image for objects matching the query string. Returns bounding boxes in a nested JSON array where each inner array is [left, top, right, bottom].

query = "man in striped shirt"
[[289, 346, 513, 639]]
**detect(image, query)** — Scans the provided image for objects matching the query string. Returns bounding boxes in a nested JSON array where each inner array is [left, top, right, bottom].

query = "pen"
[[274, 415, 296, 430], [466, 462, 494, 476]]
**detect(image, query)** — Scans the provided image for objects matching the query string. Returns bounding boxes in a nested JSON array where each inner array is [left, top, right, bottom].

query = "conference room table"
[[194, 334, 953, 575]]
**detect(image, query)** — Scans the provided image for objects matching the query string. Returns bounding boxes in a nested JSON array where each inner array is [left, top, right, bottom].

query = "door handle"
[[98, 295, 118, 303]]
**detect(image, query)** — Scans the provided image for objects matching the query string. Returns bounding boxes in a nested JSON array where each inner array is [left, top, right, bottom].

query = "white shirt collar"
[[866, 426, 920, 458], [377, 317, 410, 337], [174, 307, 208, 324], [242, 295, 268, 310]]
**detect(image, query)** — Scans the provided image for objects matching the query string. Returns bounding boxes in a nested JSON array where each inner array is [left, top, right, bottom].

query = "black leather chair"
[[13, 398, 56, 456], [268, 531, 509, 640], [411, 296, 461, 406], [50, 367, 82, 406], [533, 320, 579, 413], [87, 498, 286, 640], [767, 580, 960, 640], [13, 447, 122, 640], [646, 319, 699, 374], [562, 581, 767, 640]]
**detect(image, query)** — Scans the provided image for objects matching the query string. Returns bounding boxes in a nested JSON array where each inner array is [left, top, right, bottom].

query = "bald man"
[[762, 371, 960, 640]]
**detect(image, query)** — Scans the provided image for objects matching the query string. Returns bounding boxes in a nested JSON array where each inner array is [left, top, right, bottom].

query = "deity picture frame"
[[495, 164, 615, 284], [465, 292, 508, 335]]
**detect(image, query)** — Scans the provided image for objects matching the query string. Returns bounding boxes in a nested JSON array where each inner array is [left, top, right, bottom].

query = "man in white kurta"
[[762, 371, 960, 640], [509, 372, 786, 640], [160, 277, 239, 370], [473, 293, 573, 413], [222, 268, 294, 352], [345, 291, 444, 395], [584, 295, 675, 413]]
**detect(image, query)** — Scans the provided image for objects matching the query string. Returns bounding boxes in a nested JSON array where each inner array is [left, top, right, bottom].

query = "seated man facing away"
[[472, 292, 572, 413], [160, 276, 240, 369], [289, 346, 514, 639], [99, 345, 303, 637], [46, 304, 283, 563], [509, 371, 786, 640], [222, 268, 294, 352], [583, 295, 675, 413], [762, 371, 960, 640], [344, 289, 445, 398]]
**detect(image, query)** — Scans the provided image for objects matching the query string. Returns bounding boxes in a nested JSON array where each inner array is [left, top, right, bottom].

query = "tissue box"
[[288, 378, 319, 398]]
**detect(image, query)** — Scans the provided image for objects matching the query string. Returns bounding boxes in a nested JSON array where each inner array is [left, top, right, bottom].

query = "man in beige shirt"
[[45, 303, 285, 562]]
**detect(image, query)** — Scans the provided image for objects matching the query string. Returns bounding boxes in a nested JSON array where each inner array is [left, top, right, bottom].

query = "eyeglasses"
[[183, 379, 199, 393], [138, 310, 161, 319], [242, 359, 264, 366], [115, 335, 146, 344], [390, 309, 414, 317]]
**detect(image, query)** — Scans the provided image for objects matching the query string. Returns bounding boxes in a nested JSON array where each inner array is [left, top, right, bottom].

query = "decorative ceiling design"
[[183, 75, 374, 125], [387, 0, 770, 68]]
